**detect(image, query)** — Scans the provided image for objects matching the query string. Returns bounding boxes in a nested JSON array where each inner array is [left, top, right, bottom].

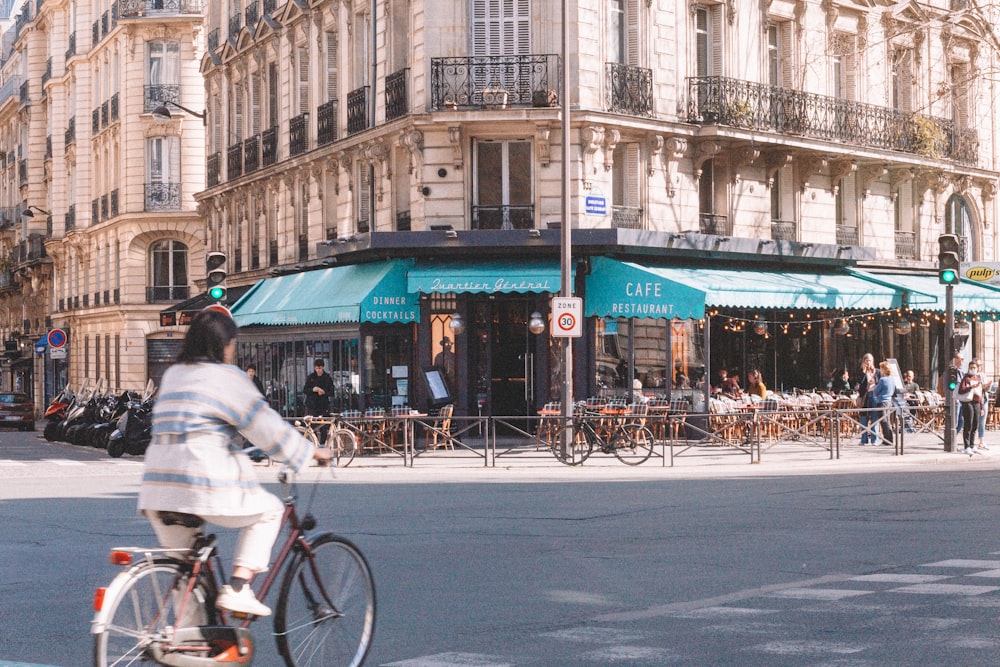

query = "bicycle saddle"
[[158, 511, 205, 529]]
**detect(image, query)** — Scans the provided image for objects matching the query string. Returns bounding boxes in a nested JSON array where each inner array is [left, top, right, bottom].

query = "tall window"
[[146, 41, 179, 110], [611, 143, 640, 229], [946, 194, 974, 259], [694, 6, 722, 77], [149, 240, 188, 301], [146, 136, 180, 210], [891, 48, 913, 113], [950, 62, 970, 128], [474, 140, 533, 230], [609, 0, 625, 64]]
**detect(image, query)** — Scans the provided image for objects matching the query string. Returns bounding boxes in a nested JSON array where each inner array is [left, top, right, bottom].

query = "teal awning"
[[850, 269, 1000, 314], [585, 257, 707, 319], [230, 260, 418, 326], [586, 258, 905, 319], [408, 259, 566, 294]]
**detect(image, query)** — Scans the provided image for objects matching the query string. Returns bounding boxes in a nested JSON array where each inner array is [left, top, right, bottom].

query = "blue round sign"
[[47, 329, 67, 348]]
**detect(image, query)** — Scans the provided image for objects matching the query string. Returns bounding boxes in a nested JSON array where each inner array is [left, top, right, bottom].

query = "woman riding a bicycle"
[[138, 307, 331, 618]]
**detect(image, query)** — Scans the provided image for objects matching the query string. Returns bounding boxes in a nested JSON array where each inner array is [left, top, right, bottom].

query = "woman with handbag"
[[856, 353, 880, 445], [958, 360, 987, 456]]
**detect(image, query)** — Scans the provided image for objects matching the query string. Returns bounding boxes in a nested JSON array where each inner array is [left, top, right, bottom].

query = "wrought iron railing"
[[431, 54, 561, 110], [42, 58, 51, 86], [269, 239, 278, 266], [298, 233, 309, 262], [110, 92, 119, 122], [92, 107, 100, 133], [146, 285, 189, 302], [396, 210, 411, 231], [227, 143, 243, 178], [144, 182, 181, 211], [118, 0, 203, 16], [228, 10, 242, 40], [606, 63, 653, 117], [385, 68, 409, 121], [317, 99, 338, 145], [611, 206, 642, 229], [243, 134, 260, 174], [207, 28, 219, 53], [699, 212, 730, 235], [262, 127, 278, 166], [0, 77, 22, 107], [245, 0, 259, 28], [207, 152, 220, 187], [289, 113, 309, 155], [895, 230, 916, 259], [66, 32, 76, 60], [472, 205, 534, 230], [687, 76, 979, 165], [101, 194, 109, 219], [65, 205, 75, 232], [836, 224, 858, 246], [111, 189, 119, 217], [347, 86, 370, 134], [144, 83, 179, 112], [771, 219, 796, 241]]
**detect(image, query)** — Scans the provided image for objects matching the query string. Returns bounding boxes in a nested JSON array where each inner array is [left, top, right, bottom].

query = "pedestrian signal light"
[[206, 250, 227, 302], [947, 366, 960, 392], [938, 234, 961, 285]]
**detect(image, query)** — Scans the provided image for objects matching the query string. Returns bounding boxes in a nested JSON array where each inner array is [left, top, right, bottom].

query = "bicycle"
[[293, 414, 360, 468], [544, 402, 656, 466], [91, 467, 376, 667]]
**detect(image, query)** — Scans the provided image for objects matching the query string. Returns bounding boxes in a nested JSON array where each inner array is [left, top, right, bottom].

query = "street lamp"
[[20, 205, 51, 218], [528, 311, 546, 335], [150, 100, 207, 126]]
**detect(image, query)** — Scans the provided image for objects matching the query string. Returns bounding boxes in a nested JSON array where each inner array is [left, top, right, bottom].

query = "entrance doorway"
[[468, 297, 545, 419]]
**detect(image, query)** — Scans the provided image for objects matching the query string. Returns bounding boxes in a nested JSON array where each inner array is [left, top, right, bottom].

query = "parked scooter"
[[107, 380, 156, 458], [63, 378, 108, 446], [81, 389, 134, 449], [42, 384, 75, 442]]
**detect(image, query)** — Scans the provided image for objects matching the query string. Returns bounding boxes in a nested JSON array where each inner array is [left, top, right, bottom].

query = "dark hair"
[[177, 309, 238, 363]]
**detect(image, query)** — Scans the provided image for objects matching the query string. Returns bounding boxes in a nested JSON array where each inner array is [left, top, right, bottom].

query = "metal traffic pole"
[[944, 285, 955, 453], [559, 0, 573, 459]]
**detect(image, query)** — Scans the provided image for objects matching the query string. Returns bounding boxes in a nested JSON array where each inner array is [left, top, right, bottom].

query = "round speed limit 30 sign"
[[551, 297, 582, 338]]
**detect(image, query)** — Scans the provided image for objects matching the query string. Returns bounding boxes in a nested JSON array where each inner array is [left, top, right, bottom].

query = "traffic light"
[[938, 234, 961, 285], [206, 250, 227, 302], [946, 365, 961, 392]]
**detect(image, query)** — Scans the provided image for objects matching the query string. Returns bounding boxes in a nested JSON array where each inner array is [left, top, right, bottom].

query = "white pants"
[[145, 493, 284, 573]]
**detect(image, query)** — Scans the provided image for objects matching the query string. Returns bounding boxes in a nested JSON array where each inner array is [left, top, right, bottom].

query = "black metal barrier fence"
[[284, 402, 948, 468]]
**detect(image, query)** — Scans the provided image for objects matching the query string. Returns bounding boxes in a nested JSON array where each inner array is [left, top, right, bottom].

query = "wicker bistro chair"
[[387, 405, 410, 448], [833, 397, 859, 437], [425, 403, 454, 450], [537, 401, 561, 449], [647, 397, 671, 441], [359, 407, 388, 453]]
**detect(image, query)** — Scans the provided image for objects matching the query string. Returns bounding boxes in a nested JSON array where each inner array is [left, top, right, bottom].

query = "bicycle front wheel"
[[329, 428, 358, 467], [93, 560, 214, 667], [549, 423, 593, 465], [613, 424, 656, 465], [274, 534, 376, 667]]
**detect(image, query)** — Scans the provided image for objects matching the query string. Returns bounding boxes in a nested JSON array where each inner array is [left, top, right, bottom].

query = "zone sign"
[[551, 297, 582, 338]]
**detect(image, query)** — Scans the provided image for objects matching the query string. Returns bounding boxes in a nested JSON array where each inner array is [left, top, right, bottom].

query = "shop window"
[[148, 239, 188, 302]]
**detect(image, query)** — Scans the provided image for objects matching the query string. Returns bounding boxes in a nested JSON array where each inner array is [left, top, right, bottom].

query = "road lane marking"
[[41, 459, 87, 466]]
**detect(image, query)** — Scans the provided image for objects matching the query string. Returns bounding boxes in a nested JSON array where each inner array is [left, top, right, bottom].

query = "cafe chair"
[[426, 404, 454, 450]]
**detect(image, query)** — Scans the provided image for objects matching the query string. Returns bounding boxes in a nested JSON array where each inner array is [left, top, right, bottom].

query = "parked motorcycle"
[[63, 378, 108, 446], [80, 389, 134, 449], [107, 380, 156, 458]]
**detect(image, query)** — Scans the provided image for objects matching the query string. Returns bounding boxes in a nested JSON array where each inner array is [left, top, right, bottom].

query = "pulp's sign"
[[963, 263, 1000, 286]]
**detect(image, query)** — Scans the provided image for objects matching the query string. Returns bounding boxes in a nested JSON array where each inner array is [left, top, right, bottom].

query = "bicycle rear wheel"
[[613, 424, 656, 465], [328, 428, 358, 467], [548, 423, 593, 465], [274, 534, 376, 667], [93, 560, 214, 667]]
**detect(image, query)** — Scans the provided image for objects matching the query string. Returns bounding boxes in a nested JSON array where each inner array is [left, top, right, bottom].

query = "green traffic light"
[[209, 286, 226, 300], [940, 269, 958, 284], [948, 381, 958, 391]]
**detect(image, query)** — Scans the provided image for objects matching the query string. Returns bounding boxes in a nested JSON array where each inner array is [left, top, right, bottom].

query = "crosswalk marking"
[[851, 573, 950, 583], [41, 459, 86, 466], [921, 559, 1000, 568], [766, 587, 872, 600], [383, 653, 514, 667], [890, 583, 1000, 595]]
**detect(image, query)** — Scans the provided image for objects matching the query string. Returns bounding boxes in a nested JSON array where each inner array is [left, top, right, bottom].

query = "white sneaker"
[[964, 447, 974, 455], [216, 585, 271, 617]]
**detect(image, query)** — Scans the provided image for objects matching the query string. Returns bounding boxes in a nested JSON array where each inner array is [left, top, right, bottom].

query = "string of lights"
[[698, 307, 982, 337]]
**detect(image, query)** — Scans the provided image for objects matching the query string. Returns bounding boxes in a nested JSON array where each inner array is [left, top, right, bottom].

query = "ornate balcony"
[[771, 219, 796, 241], [895, 230, 916, 259], [385, 68, 409, 121], [317, 99, 338, 146], [145, 84, 180, 112], [146, 285, 190, 302], [289, 113, 309, 155], [431, 54, 561, 110], [687, 76, 979, 166], [207, 152, 220, 187], [145, 182, 181, 211], [611, 206, 642, 229], [606, 63, 653, 117], [227, 143, 243, 179], [244, 135, 260, 174], [836, 224, 859, 246], [472, 205, 534, 230], [347, 86, 370, 135], [699, 213, 730, 236], [262, 127, 278, 167]]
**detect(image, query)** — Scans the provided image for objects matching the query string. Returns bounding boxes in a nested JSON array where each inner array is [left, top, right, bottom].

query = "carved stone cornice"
[[581, 126, 605, 189], [399, 129, 424, 181], [763, 150, 793, 189], [663, 137, 687, 198], [828, 159, 857, 195], [858, 163, 887, 198], [694, 140, 721, 176], [729, 146, 759, 184], [796, 155, 827, 193], [602, 129, 621, 172], [535, 124, 551, 167], [447, 126, 463, 170]]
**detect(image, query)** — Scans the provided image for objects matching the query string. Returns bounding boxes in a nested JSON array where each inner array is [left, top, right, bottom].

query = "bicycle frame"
[[93, 479, 339, 666]]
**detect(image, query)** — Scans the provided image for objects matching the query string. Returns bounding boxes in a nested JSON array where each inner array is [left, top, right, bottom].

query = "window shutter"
[[326, 32, 338, 103], [695, 8, 708, 77], [709, 5, 723, 76], [845, 41, 856, 102], [515, 0, 530, 55], [358, 166, 372, 232], [779, 21, 793, 88], [626, 143, 640, 207], [472, 0, 488, 56], [251, 74, 261, 135], [212, 96, 222, 152], [626, 0, 639, 66], [841, 173, 855, 227], [234, 86, 244, 141], [268, 63, 279, 128], [298, 46, 310, 115]]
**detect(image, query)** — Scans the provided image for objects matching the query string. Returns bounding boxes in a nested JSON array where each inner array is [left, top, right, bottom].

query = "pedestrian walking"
[[957, 360, 986, 456], [872, 361, 895, 446]]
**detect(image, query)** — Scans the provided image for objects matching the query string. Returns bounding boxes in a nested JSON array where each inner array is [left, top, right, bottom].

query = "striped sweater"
[[138, 362, 314, 517]]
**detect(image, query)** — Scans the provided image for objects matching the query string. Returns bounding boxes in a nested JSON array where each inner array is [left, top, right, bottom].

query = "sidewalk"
[[272, 429, 1000, 484]]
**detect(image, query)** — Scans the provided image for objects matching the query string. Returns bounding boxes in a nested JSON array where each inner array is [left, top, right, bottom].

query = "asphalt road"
[[3, 429, 1000, 666]]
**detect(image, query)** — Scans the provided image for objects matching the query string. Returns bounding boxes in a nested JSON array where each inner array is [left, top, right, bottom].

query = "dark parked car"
[[0, 392, 34, 430]]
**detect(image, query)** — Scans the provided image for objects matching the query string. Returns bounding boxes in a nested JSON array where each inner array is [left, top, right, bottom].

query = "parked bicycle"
[[293, 414, 360, 467], [542, 401, 656, 466], [91, 466, 376, 667]]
